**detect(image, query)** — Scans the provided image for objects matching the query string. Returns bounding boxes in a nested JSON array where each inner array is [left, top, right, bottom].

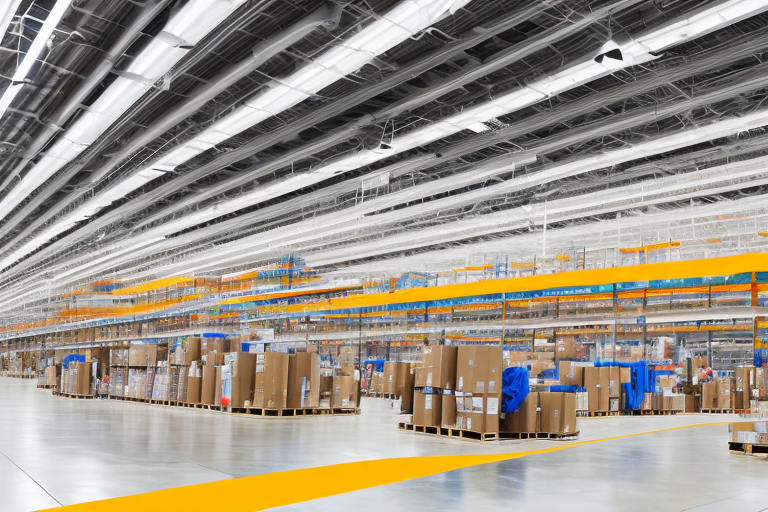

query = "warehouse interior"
[[2, 0, 768, 511]]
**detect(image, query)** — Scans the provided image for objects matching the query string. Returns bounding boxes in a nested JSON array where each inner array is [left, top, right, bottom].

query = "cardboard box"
[[400, 369, 415, 414], [558, 361, 584, 387], [416, 346, 458, 390], [287, 352, 321, 408], [702, 381, 718, 409], [441, 393, 456, 428], [609, 367, 621, 398], [555, 336, 577, 360], [185, 337, 201, 365], [503, 392, 539, 433], [584, 367, 600, 413], [187, 376, 201, 404], [383, 361, 410, 397], [620, 367, 631, 384], [128, 345, 158, 367], [215, 366, 222, 407], [253, 352, 289, 409], [735, 367, 754, 410], [540, 392, 577, 434], [201, 357, 217, 405], [456, 345, 502, 396], [332, 375, 358, 408], [598, 367, 611, 411], [229, 353, 256, 408], [413, 391, 442, 427]]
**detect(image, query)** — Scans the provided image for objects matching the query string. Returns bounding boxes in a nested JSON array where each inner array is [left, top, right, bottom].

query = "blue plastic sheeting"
[[501, 367, 529, 415], [542, 368, 557, 380], [595, 359, 647, 410], [550, 385, 585, 393], [62, 354, 85, 370], [756, 349, 767, 367], [363, 359, 385, 372]]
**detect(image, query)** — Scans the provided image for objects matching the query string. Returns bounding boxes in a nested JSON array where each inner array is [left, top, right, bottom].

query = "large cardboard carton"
[[558, 361, 584, 387], [331, 375, 358, 408], [620, 367, 631, 384], [201, 357, 217, 405], [128, 345, 158, 367], [383, 361, 410, 397], [503, 392, 539, 433], [584, 367, 600, 413], [735, 367, 753, 410], [187, 376, 201, 404], [185, 337, 201, 365], [319, 375, 334, 408], [253, 353, 289, 409], [416, 346, 458, 389], [540, 392, 577, 434], [441, 393, 456, 428], [555, 337, 577, 360], [609, 367, 621, 398], [456, 345, 502, 396], [413, 391, 442, 427], [400, 369, 415, 414], [287, 352, 321, 408], [598, 367, 611, 411], [231, 352, 256, 408], [702, 381, 717, 409]]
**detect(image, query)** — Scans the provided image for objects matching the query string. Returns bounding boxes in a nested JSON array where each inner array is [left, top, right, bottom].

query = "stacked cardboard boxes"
[[287, 352, 321, 409], [455, 346, 502, 434], [412, 346, 458, 427], [502, 392, 577, 435], [253, 352, 289, 409]]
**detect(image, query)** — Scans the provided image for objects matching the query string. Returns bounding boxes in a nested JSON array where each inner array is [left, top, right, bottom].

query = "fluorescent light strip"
[[0, 0, 468, 274], [0, 0, 249, 222], [0, 0, 70, 118], [124, 0, 768, 240], [99, 106, 768, 280]]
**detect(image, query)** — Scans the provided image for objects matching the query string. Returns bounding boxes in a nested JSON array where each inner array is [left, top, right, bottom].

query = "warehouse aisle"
[[0, 378, 758, 511]]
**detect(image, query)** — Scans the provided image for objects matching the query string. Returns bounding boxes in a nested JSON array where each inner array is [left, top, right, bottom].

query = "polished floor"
[[0, 377, 766, 511]]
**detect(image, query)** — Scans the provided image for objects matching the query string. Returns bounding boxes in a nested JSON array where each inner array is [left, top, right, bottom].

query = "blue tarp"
[[501, 367, 529, 415], [364, 359, 385, 372], [62, 354, 84, 370], [595, 359, 647, 410], [550, 385, 585, 393]]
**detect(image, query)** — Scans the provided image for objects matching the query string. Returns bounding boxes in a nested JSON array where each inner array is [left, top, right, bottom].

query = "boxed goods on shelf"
[[559, 361, 585, 387], [110, 349, 129, 367], [171, 337, 201, 366], [129, 345, 158, 367], [109, 367, 127, 397], [253, 352, 289, 409]]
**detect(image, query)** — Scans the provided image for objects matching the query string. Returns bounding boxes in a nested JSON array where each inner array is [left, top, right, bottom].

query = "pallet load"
[[370, 371, 384, 396], [455, 345, 503, 436], [383, 361, 411, 399], [729, 420, 768, 457], [60, 361, 91, 397], [253, 352, 289, 409], [583, 366, 610, 416], [703, 376, 735, 412], [413, 346, 458, 428]]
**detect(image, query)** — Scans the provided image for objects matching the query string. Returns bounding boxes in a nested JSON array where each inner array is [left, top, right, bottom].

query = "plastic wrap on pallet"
[[501, 367, 529, 415]]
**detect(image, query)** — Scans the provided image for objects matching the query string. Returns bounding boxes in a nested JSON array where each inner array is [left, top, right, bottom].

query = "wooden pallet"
[[702, 409, 734, 414], [650, 410, 681, 415], [729, 441, 768, 458], [53, 391, 94, 400], [579, 411, 620, 417], [625, 409, 654, 416], [233, 407, 360, 417], [8, 374, 36, 379], [382, 393, 398, 399], [734, 409, 752, 415], [397, 422, 579, 442], [36, 384, 56, 389]]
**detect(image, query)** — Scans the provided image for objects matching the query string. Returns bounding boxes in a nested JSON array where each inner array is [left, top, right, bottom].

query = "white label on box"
[[425, 395, 433, 410], [475, 381, 485, 394], [487, 397, 499, 415], [458, 376, 463, 391], [388, 375, 393, 382], [255, 364, 265, 374], [468, 359, 474, 367], [426, 372, 433, 387], [488, 380, 496, 394], [466, 417, 472, 430], [472, 397, 483, 412]]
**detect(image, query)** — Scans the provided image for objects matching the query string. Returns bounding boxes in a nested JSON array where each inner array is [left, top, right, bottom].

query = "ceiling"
[[1, 0, 768, 309]]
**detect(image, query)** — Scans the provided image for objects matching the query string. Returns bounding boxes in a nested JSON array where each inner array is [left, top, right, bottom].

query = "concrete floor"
[[1, 378, 766, 511]]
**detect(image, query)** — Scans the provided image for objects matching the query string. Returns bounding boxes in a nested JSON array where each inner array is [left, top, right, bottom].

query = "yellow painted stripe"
[[39, 421, 729, 512]]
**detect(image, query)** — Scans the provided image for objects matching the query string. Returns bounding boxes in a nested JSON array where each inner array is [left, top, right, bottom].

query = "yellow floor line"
[[37, 421, 729, 512]]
